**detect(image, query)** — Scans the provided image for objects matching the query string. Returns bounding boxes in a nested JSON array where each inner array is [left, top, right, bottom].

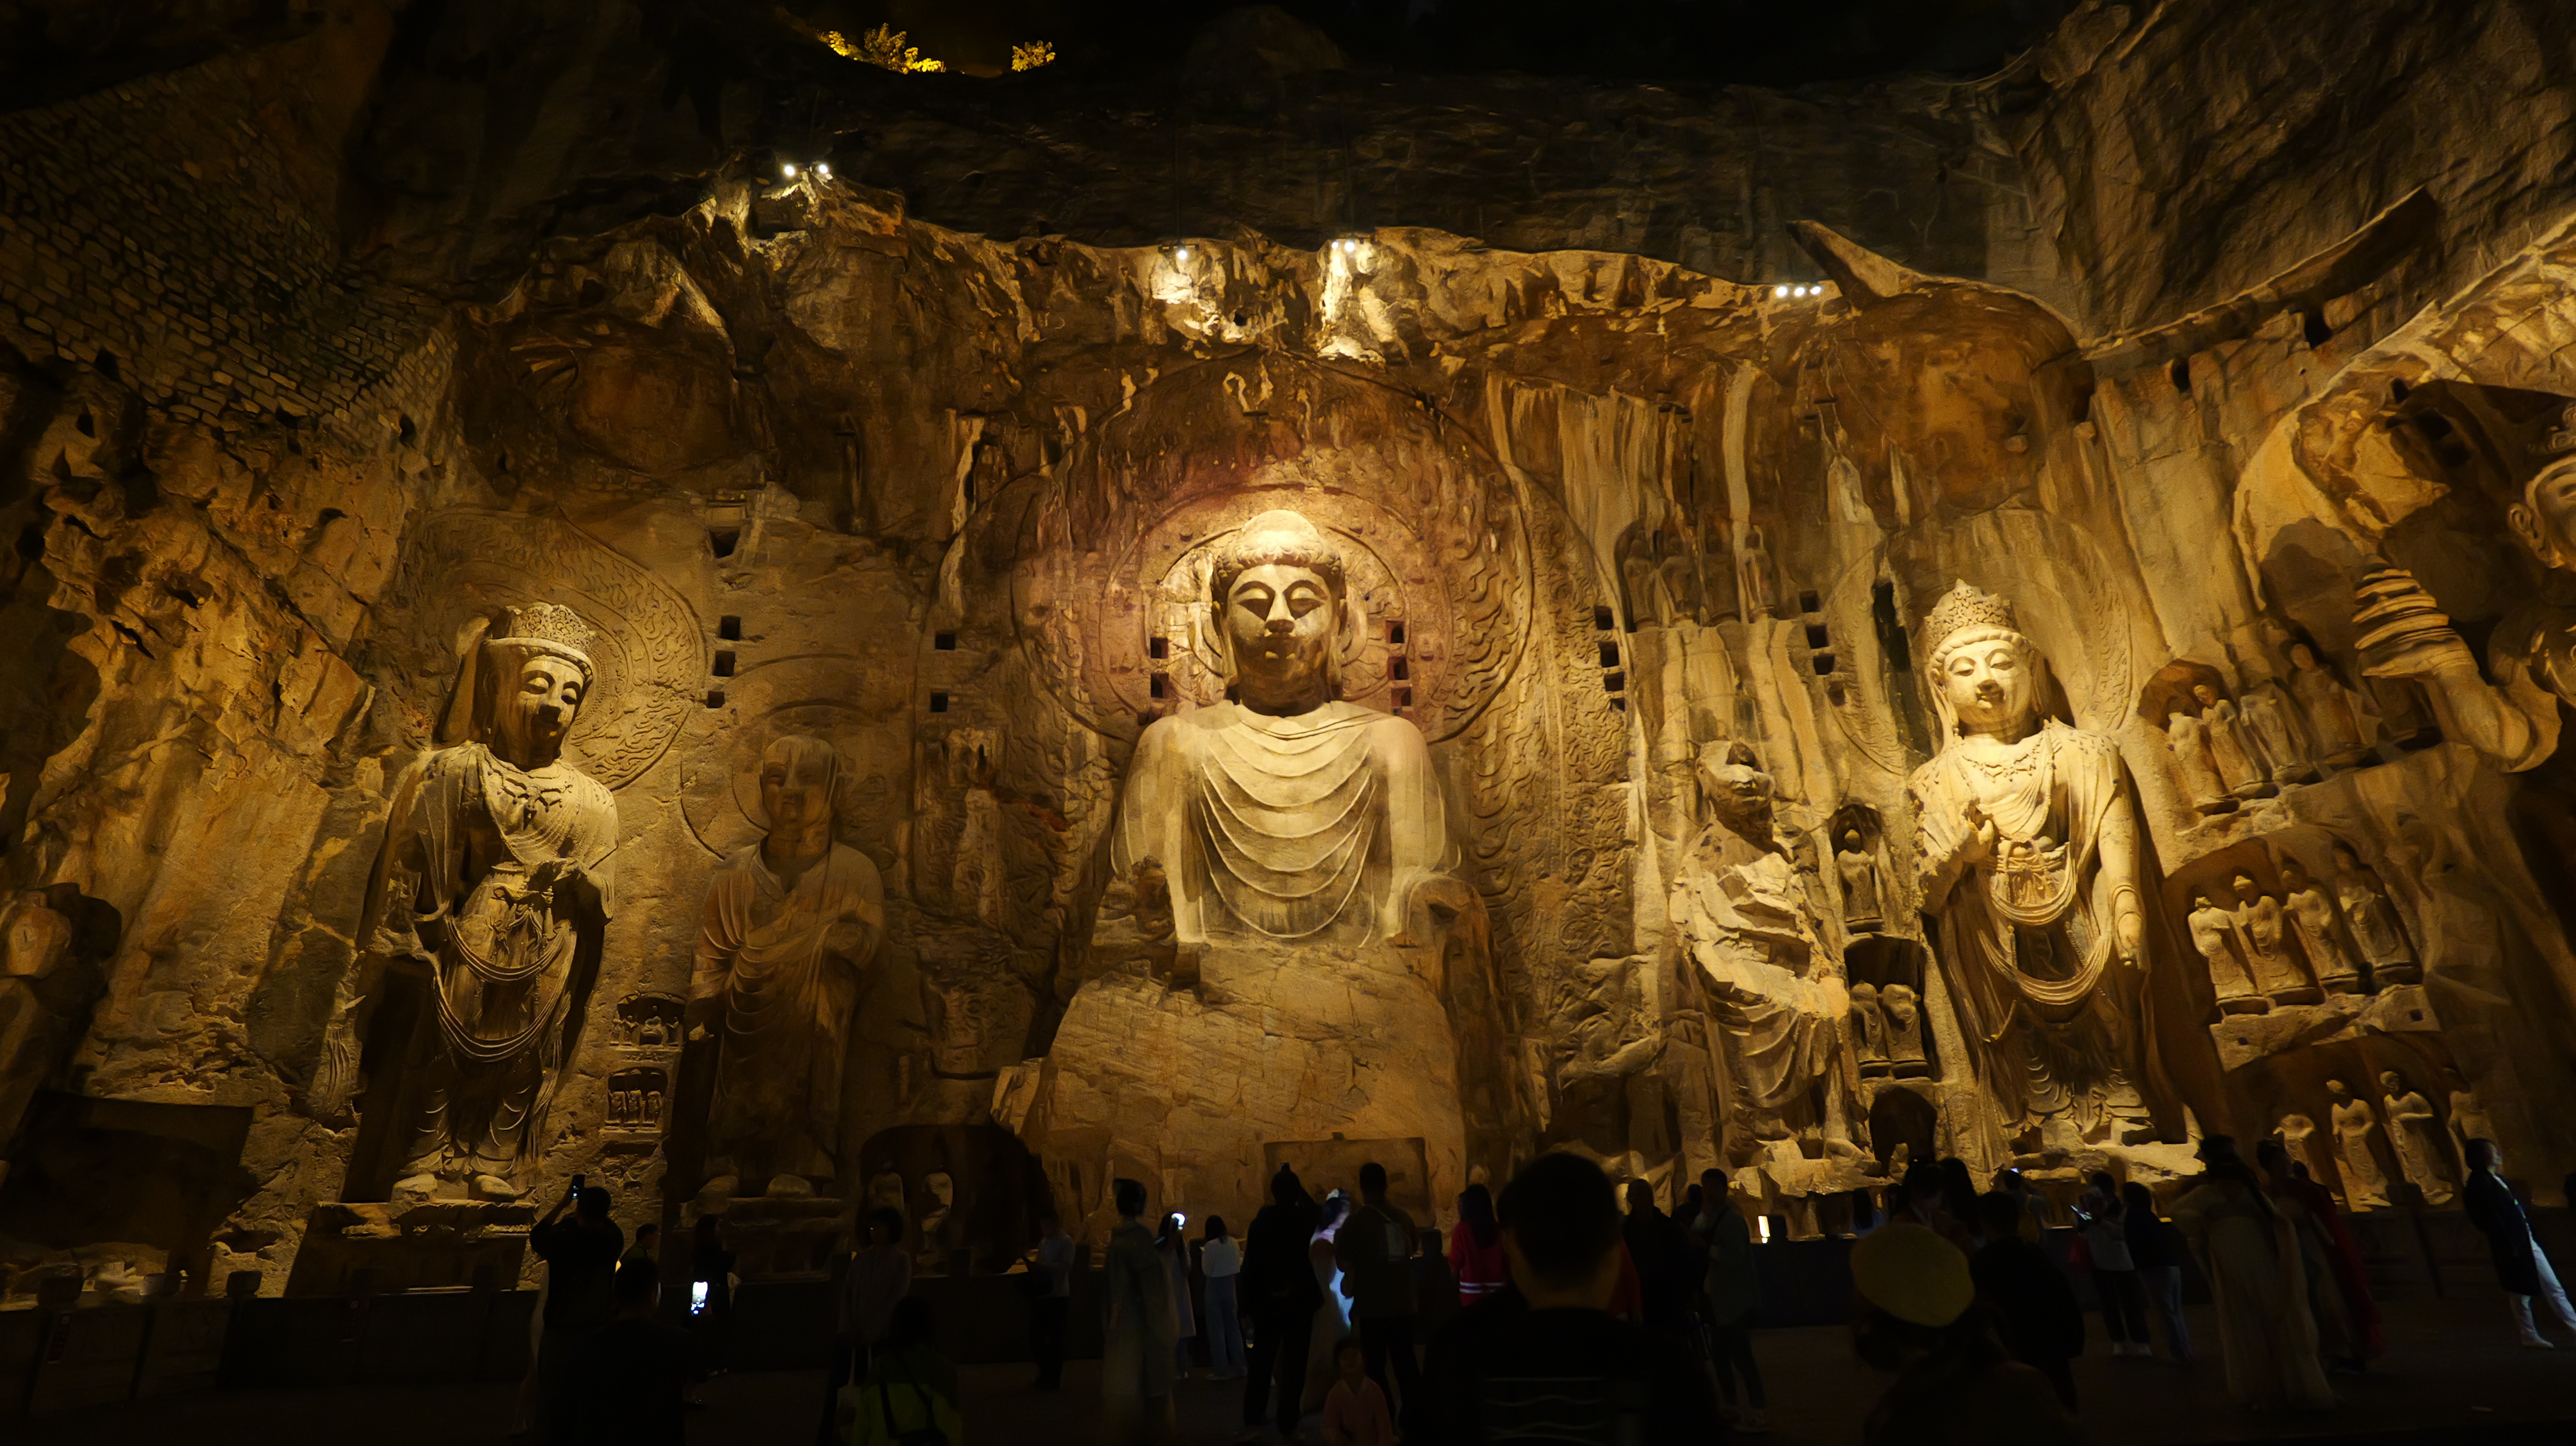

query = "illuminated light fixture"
[[814, 162, 831, 180], [1175, 245, 1191, 260], [1773, 285, 1789, 298], [1757, 1215, 1773, 1243], [781, 162, 798, 178]]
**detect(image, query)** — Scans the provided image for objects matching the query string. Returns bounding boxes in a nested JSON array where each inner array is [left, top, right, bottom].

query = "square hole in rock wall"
[[1598, 641, 1620, 669], [1393, 687, 1412, 707], [1386, 621, 1407, 646], [1603, 671, 1625, 693], [1149, 674, 1167, 699], [1389, 657, 1409, 680], [1797, 589, 1822, 614], [709, 527, 741, 559], [712, 650, 736, 678], [1592, 605, 1615, 631], [704, 689, 725, 709], [718, 615, 742, 641], [935, 631, 958, 651], [1149, 637, 1168, 660], [929, 692, 949, 713]]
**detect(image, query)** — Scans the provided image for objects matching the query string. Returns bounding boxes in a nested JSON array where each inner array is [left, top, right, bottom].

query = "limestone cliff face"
[[4, 0, 2576, 1294]]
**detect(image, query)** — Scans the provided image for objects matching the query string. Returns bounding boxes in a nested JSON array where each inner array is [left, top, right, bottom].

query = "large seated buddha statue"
[[1020, 510, 1500, 1232]]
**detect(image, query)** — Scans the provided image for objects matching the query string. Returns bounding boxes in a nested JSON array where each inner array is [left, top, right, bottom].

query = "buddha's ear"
[[1207, 597, 1237, 683], [1333, 586, 1368, 696]]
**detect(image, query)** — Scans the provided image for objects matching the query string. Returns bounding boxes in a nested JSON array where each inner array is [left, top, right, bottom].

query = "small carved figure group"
[[1847, 981, 1927, 1080], [606, 1071, 668, 1130], [2286, 1069, 2463, 1211], [2186, 841, 2416, 1013], [2158, 647, 2394, 815]]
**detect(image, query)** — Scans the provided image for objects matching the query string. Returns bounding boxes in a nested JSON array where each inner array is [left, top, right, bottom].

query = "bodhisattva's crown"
[[490, 601, 599, 682], [1922, 580, 2021, 662]]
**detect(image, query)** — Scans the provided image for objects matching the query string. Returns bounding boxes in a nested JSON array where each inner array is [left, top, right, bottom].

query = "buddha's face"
[[495, 654, 585, 762], [2510, 460, 2576, 571], [1222, 561, 1339, 704], [1936, 633, 2036, 735], [759, 745, 838, 846], [2378, 1070, 2404, 1095], [1697, 754, 1773, 825]]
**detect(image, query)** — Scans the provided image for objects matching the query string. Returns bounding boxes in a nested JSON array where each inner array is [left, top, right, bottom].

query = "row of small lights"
[[1774, 283, 1824, 298], [780, 162, 833, 181]]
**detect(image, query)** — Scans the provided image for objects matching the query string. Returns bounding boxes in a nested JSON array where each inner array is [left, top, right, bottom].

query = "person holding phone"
[[531, 1177, 625, 1442]]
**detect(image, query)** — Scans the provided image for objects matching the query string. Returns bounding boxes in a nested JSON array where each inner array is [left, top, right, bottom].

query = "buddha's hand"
[[1941, 802, 1997, 877], [2356, 567, 2480, 679]]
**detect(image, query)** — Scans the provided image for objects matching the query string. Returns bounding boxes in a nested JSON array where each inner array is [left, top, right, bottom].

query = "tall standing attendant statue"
[[690, 735, 884, 1194], [316, 603, 618, 1200], [1908, 582, 2154, 1146]]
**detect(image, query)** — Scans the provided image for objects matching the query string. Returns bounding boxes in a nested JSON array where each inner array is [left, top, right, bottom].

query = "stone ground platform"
[[13, 1293, 2574, 1443]]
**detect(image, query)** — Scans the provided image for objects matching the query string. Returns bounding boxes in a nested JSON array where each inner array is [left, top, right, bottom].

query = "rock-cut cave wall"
[[4, 0, 2576, 1296]]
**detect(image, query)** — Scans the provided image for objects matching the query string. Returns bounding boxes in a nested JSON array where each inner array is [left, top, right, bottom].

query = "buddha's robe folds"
[[692, 843, 882, 1179], [1112, 700, 1454, 945]]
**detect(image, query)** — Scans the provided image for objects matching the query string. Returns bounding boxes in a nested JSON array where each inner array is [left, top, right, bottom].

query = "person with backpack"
[[2074, 1172, 2148, 1357], [844, 1295, 960, 1446], [1334, 1162, 1423, 1419], [1969, 1192, 2086, 1410]]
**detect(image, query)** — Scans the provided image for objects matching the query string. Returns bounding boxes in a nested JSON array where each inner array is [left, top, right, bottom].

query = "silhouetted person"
[[1103, 1177, 1177, 1444], [1029, 1210, 1075, 1389], [531, 1183, 624, 1444], [1239, 1165, 1323, 1441], [1969, 1191, 2085, 1410], [566, 1258, 694, 1446], [1852, 1221, 2078, 1446], [1692, 1168, 1767, 1434], [622, 1221, 660, 1270], [845, 1295, 960, 1445], [823, 1207, 911, 1444], [2464, 1138, 2576, 1346], [1336, 1160, 1422, 1419], [1415, 1153, 1720, 1444]]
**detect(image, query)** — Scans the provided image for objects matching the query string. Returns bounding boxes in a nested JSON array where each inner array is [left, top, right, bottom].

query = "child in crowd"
[[1322, 1336, 1395, 1446]]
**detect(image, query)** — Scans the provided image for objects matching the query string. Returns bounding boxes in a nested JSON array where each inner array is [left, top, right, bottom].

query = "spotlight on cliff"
[[1773, 285, 1789, 298], [781, 162, 798, 179], [814, 162, 832, 180]]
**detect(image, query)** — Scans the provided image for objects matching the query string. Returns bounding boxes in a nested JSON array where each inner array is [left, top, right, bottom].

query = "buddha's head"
[[480, 602, 597, 766], [1208, 509, 1357, 714], [758, 734, 842, 853], [1921, 582, 2042, 742]]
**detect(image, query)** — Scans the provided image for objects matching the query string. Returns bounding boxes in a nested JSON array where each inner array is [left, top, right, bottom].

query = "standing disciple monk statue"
[[690, 735, 884, 1194], [316, 604, 618, 1200], [1908, 582, 2154, 1148]]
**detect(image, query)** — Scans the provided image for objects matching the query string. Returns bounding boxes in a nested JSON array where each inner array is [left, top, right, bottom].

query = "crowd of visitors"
[[501, 1125, 2574, 1444]]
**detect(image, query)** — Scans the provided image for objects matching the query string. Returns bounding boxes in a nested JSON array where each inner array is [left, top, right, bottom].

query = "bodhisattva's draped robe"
[[1669, 823, 1848, 1137], [1909, 719, 2140, 1128], [382, 742, 617, 1178], [693, 843, 883, 1179]]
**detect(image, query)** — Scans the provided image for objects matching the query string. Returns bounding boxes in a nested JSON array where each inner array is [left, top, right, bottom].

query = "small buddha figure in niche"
[[2356, 436, 2576, 770], [2379, 1068, 2456, 1206], [2188, 892, 2263, 1014], [2279, 858, 2360, 995], [2327, 1078, 2393, 1210], [2330, 842, 2420, 985], [1848, 982, 1890, 1077], [1881, 983, 1929, 1078], [1836, 830, 1885, 932], [1113, 509, 1460, 946], [2161, 701, 2236, 815], [690, 735, 884, 1195], [2231, 874, 2317, 1005], [1908, 582, 2152, 1143], [2286, 642, 2375, 767], [315, 604, 618, 1200], [2195, 683, 2274, 799]]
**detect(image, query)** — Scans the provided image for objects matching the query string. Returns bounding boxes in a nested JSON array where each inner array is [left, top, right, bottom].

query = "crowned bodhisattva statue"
[[315, 603, 618, 1200], [1024, 509, 1499, 1233], [1908, 583, 2155, 1147]]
